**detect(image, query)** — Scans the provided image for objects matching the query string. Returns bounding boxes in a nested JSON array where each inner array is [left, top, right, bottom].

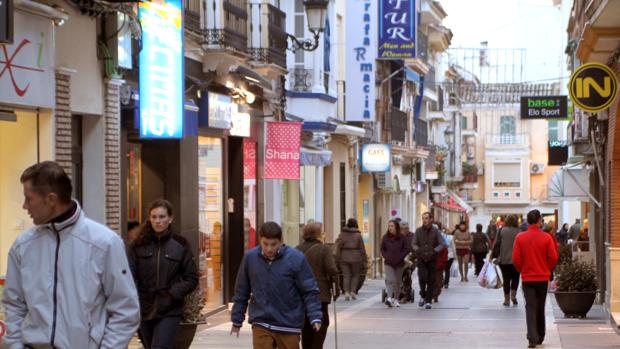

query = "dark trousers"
[[473, 252, 486, 276], [139, 316, 181, 349], [417, 259, 436, 303], [499, 264, 520, 294], [340, 261, 362, 294], [522, 281, 548, 345], [443, 258, 454, 286], [302, 302, 329, 349]]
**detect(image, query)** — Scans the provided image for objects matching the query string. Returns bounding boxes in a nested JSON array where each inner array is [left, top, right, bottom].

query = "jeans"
[[384, 264, 404, 299], [522, 281, 548, 345], [139, 316, 181, 349], [340, 261, 362, 294], [499, 264, 520, 294], [473, 252, 486, 276], [302, 302, 329, 349], [417, 259, 436, 303], [443, 258, 454, 286]]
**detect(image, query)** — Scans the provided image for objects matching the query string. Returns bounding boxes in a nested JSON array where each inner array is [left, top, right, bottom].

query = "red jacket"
[[513, 224, 559, 282]]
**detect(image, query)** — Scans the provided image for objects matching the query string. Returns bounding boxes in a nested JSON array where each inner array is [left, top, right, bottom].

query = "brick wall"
[[54, 70, 73, 177], [607, 68, 620, 248], [104, 79, 123, 234]]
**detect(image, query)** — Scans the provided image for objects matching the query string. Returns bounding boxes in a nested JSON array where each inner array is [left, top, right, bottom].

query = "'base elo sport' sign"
[[569, 63, 618, 113], [520, 96, 568, 119]]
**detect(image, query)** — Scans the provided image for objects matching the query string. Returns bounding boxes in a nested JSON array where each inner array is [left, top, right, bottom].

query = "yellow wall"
[[357, 173, 374, 261], [0, 111, 53, 274]]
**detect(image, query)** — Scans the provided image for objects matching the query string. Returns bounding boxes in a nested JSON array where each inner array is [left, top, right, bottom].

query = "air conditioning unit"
[[375, 172, 393, 190], [530, 162, 545, 174]]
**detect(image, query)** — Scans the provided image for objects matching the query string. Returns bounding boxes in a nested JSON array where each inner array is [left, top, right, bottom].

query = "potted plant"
[[553, 259, 597, 318], [173, 288, 207, 349]]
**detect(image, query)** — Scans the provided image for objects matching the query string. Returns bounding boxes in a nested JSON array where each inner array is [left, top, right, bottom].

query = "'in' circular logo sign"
[[569, 62, 618, 113]]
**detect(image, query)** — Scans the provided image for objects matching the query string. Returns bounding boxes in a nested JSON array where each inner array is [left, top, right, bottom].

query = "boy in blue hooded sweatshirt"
[[231, 221, 322, 349]]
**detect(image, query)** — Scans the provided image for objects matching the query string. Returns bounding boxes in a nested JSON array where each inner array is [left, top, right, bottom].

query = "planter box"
[[554, 291, 596, 318]]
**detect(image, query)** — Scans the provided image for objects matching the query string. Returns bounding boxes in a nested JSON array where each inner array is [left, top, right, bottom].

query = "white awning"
[[447, 191, 474, 213], [333, 124, 366, 137], [548, 166, 590, 202]]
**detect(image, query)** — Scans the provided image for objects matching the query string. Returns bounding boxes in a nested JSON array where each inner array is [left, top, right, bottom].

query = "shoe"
[[344, 292, 350, 301], [433, 297, 438, 303], [418, 299, 425, 307], [537, 338, 544, 345], [465, 277, 469, 282], [393, 299, 400, 307], [503, 293, 510, 307], [528, 344, 536, 348], [385, 297, 394, 308], [444, 284, 449, 289], [351, 292, 357, 300], [511, 290, 518, 305], [425, 302, 432, 309]]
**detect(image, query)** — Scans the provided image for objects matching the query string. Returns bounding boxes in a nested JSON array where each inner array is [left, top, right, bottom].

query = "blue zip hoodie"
[[231, 244, 322, 333]]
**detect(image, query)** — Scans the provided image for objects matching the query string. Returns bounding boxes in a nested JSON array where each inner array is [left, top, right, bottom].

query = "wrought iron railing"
[[290, 68, 313, 92]]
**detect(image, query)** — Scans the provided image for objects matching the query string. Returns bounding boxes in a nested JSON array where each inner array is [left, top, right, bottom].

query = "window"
[[339, 163, 346, 228], [294, 0, 305, 65], [461, 115, 468, 130], [499, 115, 516, 144], [493, 162, 520, 188], [548, 120, 559, 142]]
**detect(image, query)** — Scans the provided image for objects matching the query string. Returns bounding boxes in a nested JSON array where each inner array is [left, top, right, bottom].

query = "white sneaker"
[[393, 299, 401, 307], [385, 297, 394, 308]]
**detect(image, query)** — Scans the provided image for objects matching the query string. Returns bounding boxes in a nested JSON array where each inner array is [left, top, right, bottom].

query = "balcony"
[[289, 68, 313, 92], [418, 30, 429, 63], [485, 133, 530, 148], [248, 3, 287, 72], [202, 0, 249, 70], [420, 0, 448, 27], [184, 0, 201, 35]]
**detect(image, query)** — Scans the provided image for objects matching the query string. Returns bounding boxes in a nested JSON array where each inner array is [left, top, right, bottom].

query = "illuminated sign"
[[378, 0, 416, 59], [208, 92, 233, 129], [139, 0, 184, 139], [361, 144, 391, 172], [230, 105, 250, 137], [520, 96, 568, 119]]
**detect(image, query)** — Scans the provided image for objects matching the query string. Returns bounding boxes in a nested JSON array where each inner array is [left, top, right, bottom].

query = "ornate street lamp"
[[287, 0, 329, 52]]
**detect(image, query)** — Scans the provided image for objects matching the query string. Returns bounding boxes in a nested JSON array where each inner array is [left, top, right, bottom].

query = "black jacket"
[[128, 229, 199, 320]]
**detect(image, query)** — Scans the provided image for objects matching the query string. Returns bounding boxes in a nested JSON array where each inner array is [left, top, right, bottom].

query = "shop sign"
[[520, 96, 568, 119], [548, 140, 568, 166], [230, 105, 250, 137], [362, 200, 370, 244], [345, 0, 377, 122], [139, 0, 184, 139], [0, 0, 13, 44], [361, 144, 391, 172], [207, 92, 233, 129], [378, 0, 415, 59], [243, 139, 256, 180], [569, 62, 618, 112], [264, 122, 302, 180], [0, 11, 54, 108]]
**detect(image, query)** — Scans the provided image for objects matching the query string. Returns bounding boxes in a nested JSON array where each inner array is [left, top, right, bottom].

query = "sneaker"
[[418, 299, 425, 307], [385, 297, 394, 308], [351, 292, 357, 300], [425, 302, 432, 309], [393, 299, 400, 307]]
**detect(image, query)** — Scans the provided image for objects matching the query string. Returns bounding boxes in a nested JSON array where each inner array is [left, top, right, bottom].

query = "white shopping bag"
[[485, 263, 498, 289], [477, 261, 491, 287], [450, 261, 459, 278]]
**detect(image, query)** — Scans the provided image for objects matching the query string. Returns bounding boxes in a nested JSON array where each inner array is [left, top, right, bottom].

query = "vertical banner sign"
[[378, 0, 416, 59], [139, 0, 184, 139], [345, 0, 377, 122], [243, 139, 256, 180], [362, 199, 370, 244], [264, 122, 302, 180]]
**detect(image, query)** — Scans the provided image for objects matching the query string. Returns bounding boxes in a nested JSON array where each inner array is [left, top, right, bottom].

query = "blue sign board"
[[138, 0, 184, 139], [378, 0, 416, 59]]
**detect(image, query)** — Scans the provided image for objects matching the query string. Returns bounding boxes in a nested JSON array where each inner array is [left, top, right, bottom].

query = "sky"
[[440, 0, 569, 84]]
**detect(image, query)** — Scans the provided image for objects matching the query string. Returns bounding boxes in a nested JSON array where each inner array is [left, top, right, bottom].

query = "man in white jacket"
[[2, 161, 140, 349]]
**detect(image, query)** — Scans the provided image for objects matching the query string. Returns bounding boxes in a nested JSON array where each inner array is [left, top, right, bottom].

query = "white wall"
[[81, 115, 105, 223], [55, 3, 103, 115]]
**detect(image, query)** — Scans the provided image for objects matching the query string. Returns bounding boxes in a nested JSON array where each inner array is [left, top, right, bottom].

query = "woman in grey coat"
[[335, 218, 368, 300], [491, 214, 521, 306]]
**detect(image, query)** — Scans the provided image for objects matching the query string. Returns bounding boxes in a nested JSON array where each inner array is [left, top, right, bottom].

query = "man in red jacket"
[[513, 209, 559, 348]]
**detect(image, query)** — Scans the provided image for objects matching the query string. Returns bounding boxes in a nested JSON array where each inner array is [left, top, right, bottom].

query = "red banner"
[[243, 139, 256, 180], [264, 121, 302, 180]]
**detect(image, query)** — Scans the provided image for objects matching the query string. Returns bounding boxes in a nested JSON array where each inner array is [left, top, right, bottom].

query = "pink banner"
[[243, 139, 256, 180], [264, 121, 302, 180]]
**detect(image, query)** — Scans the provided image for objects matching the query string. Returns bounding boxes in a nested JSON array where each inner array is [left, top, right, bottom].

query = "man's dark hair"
[[527, 209, 542, 225], [127, 221, 140, 231], [259, 221, 282, 240], [422, 212, 433, 219], [346, 218, 359, 229], [20, 161, 72, 204], [476, 224, 483, 232]]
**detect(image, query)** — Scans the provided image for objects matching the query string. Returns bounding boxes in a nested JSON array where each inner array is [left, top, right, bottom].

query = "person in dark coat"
[[297, 222, 338, 349], [556, 223, 569, 246], [335, 218, 367, 300], [127, 199, 199, 349], [412, 212, 447, 309], [471, 224, 490, 276], [380, 219, 409, 308], [491, 215, 521, 306]]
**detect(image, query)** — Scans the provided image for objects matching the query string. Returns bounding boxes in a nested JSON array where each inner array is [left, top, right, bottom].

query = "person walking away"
[[577, 227, 590, 252], [513, 210, 559, 348], [3, 161, 140, 348], [335, 218, 367, 300], [441, 226, 457, 289], [491, 215, 521, 306], [128, 199, 199, 349], [556, 223, 569, 246], [453, 221, 473, 282], [400, 221, 415, 303], [380, 219, 409, 307], [297, 222, 338, 349], [412, 212, 447, 309], [486, 220, 498, 249], [568, 218, 581, 251], [432, 242, 449, 303], [471, 224, 490, 276], [231, 222, 322, 349]]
